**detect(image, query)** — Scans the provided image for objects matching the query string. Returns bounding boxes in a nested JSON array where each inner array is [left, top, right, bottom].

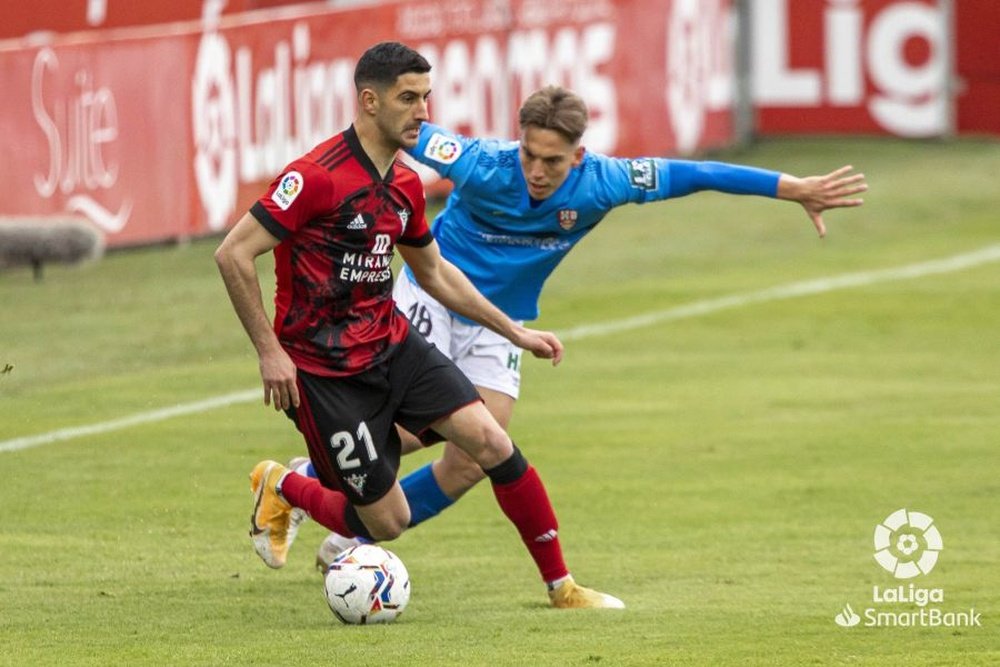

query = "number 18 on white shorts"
[[394, 271, 523, 400]]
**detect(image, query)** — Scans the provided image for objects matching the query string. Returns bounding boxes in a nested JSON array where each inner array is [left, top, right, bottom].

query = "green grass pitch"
[[1, 137, 999, 665]]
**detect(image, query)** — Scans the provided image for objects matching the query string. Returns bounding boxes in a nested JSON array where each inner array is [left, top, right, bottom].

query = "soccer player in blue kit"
[[305, 84, 868, 566]]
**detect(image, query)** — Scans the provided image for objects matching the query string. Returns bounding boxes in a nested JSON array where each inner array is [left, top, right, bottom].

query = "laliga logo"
[[834, 510, 980, 629], [664, 0, 732, 154], [191, 30, 238, 232], [753, 0, 949, 137], [873, 508, 943, 579]]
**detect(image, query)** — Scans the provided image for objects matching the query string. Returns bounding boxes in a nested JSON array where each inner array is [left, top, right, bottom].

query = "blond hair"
[[517, 86, 588, 144]]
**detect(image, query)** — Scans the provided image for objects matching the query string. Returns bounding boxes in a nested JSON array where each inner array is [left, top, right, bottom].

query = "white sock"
[[546, 574, 573, 591]]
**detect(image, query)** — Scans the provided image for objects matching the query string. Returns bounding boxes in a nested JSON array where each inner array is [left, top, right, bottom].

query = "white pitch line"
[[0, 390, 259, 454], [559, 243, 1000, 341], [4, 243, 1000, 454]]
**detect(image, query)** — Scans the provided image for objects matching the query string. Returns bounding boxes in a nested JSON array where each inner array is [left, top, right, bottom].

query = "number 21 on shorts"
[[329, 421, 378, 471]]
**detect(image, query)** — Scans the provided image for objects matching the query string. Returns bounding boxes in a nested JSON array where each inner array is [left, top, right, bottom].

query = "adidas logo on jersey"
[[346, 214, 367, 230]]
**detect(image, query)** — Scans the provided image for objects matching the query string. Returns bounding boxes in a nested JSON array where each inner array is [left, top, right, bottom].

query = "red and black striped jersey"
[[251, 125, 433, 377]]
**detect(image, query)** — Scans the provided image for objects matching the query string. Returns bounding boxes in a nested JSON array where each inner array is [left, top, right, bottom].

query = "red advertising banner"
[[751, 0, 951, 137], [394, 0, 736, 158], [0, 0, 213, 40], [4, 0, 990, 248], [954, 0, 1000, 134], [0, 0, 326, 41], [0, 35, 198, 245], [1, 0, 739, 247]]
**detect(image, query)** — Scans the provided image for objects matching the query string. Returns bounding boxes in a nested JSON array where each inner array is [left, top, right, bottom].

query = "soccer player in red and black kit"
[[214, 41, 623, 609]]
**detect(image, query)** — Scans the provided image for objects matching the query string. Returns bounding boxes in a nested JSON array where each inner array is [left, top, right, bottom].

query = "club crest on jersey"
[[424, 132, 462, 164], [627, 159, 658, 191], [271, 171, 304, 210], [345, 473, 368, 495], [397, 208, 410, 233], [557, 209, 578, 230]]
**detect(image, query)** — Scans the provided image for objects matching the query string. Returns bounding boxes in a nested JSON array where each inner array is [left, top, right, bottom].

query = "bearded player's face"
[[375, 72, 431, 149]]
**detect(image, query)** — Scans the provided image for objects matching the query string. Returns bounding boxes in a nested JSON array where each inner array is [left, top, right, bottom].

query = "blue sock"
[[300, 459, 453, 528], [295, 460, 319, 478], [400, 463, 454, 527]]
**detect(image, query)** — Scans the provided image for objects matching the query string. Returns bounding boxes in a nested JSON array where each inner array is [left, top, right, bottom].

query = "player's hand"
[[779, 165, 867, 238], [258, 346, 300, 411], [512, 326, 564, 366]]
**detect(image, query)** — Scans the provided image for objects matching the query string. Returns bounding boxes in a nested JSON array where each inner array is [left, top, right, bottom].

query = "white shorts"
[[393, 271, 523, 399]]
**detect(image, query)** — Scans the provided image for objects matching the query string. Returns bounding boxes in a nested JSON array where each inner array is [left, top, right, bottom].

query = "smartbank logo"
[[834, 509, 982, 629]]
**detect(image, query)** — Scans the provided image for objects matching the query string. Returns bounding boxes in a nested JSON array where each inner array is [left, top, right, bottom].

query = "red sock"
[[491, 466, 569, 583], [279, 472, 355, 537]]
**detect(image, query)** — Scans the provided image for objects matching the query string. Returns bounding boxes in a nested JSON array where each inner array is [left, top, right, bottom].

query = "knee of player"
[[363, 503, 411, 542], [471, 427, 514, 469], [366, 516, 408, 542], [444, 453, 487, 487]]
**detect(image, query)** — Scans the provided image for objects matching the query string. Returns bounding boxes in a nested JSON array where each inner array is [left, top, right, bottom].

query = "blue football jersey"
[[405, 122, 780, 321]]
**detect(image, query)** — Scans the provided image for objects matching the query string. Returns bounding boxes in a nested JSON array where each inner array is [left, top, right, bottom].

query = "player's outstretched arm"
[[776, 165, 867, 238]]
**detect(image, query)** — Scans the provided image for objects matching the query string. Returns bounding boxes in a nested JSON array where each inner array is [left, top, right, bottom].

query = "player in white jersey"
[[302, 85, 867, 566]]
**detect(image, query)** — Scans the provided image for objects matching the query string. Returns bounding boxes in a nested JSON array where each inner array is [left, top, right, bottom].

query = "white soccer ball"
[[323, 544, 410, 625]]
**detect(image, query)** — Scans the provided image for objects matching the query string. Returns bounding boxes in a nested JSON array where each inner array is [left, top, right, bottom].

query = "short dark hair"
[[354, 41, 431, 91], [518, 86, 589, 144]]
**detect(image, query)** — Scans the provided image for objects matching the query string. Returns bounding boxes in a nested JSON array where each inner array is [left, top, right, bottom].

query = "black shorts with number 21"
[[286, 328, 480, 506]]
